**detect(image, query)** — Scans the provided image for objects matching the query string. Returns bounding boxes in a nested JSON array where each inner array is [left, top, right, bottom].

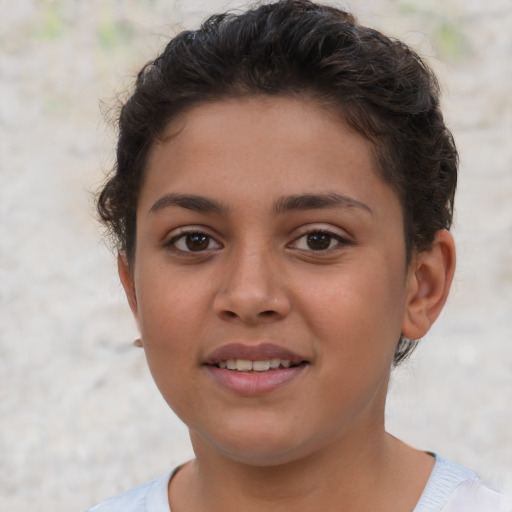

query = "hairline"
[[125, 91, 415, 268]]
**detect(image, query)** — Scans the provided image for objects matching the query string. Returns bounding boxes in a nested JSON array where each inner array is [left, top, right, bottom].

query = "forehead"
[[141, 96, 400, 219]]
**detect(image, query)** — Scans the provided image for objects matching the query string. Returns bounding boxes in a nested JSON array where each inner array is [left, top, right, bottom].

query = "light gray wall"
[[1, 1, 510, 510]]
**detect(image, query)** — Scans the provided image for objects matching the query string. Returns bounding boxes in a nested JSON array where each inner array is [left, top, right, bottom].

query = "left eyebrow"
[[273, 193, 372, 215], [149, 193, 229, 215]]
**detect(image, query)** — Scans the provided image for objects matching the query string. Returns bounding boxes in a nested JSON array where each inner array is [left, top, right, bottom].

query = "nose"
[[213, 246, 291, 325]]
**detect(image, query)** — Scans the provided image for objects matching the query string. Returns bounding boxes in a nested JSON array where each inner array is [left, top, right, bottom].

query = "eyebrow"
[[149, 193, 229, 215], [148, 192, 371, 217], [273, 193, 372, 215]]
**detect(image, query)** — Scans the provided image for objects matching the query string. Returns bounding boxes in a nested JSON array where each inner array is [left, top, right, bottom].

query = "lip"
[[205, 364, 308, 396], [203, 342, 306, 365], [203, 342, 310, 396]]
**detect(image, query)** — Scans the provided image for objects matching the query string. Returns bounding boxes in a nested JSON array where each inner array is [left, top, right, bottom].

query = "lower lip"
[[205, 365, 308, 396]]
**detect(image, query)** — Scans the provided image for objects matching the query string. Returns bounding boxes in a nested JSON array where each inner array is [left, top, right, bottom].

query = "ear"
[[118, 253, 139, 323], [402, 230, 456, 340]]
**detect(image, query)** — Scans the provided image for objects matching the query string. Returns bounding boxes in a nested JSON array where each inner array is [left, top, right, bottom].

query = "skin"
[[119, 96, 456, 512]]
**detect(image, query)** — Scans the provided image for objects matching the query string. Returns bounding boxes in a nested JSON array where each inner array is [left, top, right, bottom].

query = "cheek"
[[297, 258, 406, 362], [137, 278, 203, 416], [137, 261, 204, 328], [134, 266, 207, 375]]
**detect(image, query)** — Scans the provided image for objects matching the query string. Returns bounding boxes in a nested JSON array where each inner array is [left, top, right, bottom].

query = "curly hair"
[[97, 0, 458, 365]]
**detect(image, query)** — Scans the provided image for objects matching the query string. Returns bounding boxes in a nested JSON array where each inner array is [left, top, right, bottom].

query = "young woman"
[[86, 1, 512, 511]]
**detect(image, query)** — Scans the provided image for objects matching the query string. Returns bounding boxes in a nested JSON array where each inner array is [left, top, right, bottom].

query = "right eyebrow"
[[273, 192, 372, 216], [148, 193, 229, 216]]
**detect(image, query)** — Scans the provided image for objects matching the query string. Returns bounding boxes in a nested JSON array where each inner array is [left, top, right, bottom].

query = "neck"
[[169, 428, 434, 512]]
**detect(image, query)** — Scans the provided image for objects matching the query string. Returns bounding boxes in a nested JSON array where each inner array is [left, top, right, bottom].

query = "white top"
[[85, 455, 512, 512], [412, 456, 511, 512]]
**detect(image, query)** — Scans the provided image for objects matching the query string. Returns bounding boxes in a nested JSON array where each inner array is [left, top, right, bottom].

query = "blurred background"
[[0, 0, 511, 510]]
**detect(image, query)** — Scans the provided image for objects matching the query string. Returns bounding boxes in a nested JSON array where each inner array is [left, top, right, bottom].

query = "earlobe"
[[118, 253, 139, 321], [402, 230, 456, 340]]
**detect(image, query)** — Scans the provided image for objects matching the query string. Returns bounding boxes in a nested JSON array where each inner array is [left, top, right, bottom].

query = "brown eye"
[[170, 231, 221, 252], [306, 232, 333, 250], [185, 233, 210, 251], [290, 229, 349, 253]]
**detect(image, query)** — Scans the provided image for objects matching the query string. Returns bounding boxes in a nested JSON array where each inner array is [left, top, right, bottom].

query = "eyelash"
[[166, 230, 222, 253], [165, 227, 350, 255], [289, 229, 350, 252]]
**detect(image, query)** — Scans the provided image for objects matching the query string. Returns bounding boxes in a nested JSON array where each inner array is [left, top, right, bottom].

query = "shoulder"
[[414, 455, 512, 512], [83, 471, 173, 512], [442, 478, 512, 512]]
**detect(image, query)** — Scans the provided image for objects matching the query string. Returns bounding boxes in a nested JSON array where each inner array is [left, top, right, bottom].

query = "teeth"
[[217, 359, 293, 371], [252, 360, 270, 371], [236, 359, 253, 371]]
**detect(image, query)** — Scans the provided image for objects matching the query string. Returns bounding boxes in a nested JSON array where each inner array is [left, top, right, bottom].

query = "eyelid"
[[288, 224, 352, 251], [291, 223, 351, 239], [164, 225, 223, 252]]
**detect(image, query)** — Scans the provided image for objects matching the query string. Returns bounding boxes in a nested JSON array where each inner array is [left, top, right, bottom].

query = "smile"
[[204, 342, 307, 366], [204, 344, 309, 395], [215, 359, 295, 371]]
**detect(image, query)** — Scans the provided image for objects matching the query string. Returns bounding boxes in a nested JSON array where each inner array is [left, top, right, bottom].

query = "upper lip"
[[203, 342, 308, 365]]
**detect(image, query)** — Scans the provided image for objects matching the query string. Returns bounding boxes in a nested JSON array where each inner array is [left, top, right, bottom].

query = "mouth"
[[204, 342, 309, 370], [209, 358, 303, 372], [203, 343, 310, 395]]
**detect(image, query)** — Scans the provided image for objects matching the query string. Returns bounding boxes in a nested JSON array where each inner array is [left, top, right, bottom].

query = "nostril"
[[260, 310, 277, 317]]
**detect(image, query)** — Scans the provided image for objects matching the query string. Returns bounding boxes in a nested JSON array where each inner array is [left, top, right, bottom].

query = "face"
[[122, 96, 417, 466]]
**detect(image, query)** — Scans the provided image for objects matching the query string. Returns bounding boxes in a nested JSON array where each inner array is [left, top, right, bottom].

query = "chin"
[[216, 443, 306, 468], [191, 419, 319, 468]]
